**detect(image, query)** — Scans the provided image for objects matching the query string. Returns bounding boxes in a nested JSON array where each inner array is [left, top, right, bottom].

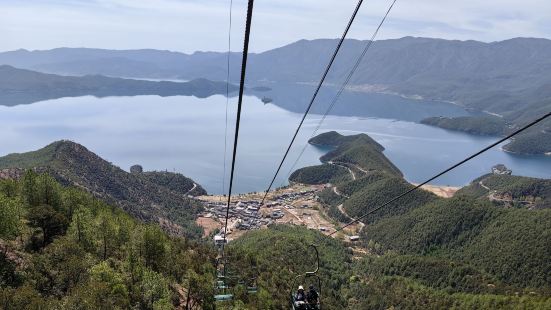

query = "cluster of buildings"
[[201, 188, 321, 245], [270, 189, 317, 204], [199, 199, 274, 232]]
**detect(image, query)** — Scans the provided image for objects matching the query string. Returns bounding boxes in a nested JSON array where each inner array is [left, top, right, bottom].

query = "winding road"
[[185, 183, 197, 195], [479, 180, 534, 206], [328, 161, 357, 181]]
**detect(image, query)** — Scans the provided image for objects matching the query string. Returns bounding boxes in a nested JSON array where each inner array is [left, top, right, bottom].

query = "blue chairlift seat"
[[214, 294, 233, 302]]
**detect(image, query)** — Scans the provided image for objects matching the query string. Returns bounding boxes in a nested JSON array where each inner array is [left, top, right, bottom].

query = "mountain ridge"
[[3, 36, 549, 116], [0, 140, 206, 237], [0, 65, 237, 106]]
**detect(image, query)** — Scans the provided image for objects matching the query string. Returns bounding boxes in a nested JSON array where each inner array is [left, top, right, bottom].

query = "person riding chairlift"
[[294, 285, 306, 309], [306, 285, 319, 306]]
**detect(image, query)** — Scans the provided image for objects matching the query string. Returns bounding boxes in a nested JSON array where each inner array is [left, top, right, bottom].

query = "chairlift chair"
[[290, 245, 322, 310]]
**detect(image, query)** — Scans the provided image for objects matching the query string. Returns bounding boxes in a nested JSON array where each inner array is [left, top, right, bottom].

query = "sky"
[[1, 0, 551, 53]]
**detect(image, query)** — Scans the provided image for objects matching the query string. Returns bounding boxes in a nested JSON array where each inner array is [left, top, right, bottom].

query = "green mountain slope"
[[343, 177, 437, 224], [457, 173, 551, 208], [362, 196, 551, 288], [289, 163, 352, 185], [420, 115, 551, 155], [421, 116, 509, 136], [290, 131, 401, 187], [0, 141, 205, 237], [2, 172, 550, 309], [226, 225, 551, 309], [0, 173, 217, 309], [502, 129, 551, 155], [294, 132, 435, 227]]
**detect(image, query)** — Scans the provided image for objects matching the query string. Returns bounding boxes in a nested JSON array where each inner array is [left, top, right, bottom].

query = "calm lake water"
[[0, 91, 550, 194]]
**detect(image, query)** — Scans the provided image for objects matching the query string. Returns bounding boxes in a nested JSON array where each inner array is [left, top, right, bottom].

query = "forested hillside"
[[421, 116, 508, 136], [420, 115, 551, 155], [0, 172, 217, 309], [1, 171, 550, 309], [457, 173, 551, 208], [0, 141, 205, 237], [287, 131, 551, 308], [290, 131, 401, 186], [292, 131, 431, 226], [361, 196, 551, 289], [225, 225, 551, 309]]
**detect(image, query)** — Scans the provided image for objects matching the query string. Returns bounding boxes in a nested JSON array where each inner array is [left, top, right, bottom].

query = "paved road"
[[333, 186, 350, 198], [337, 203, 365, 232], [328, 161, 356, 180], [185, 183, 197, 195], [479, 180, 533, 205]]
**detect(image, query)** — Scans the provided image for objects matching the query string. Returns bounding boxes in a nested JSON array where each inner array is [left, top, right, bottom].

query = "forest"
[[0, 171, 218, 309], [1, 171, 551, 309], [421, 116, 508, 136]]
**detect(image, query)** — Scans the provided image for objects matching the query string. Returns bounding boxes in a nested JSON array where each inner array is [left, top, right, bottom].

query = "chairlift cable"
[[261, 0, 365, 204], [222, 0, 255, 258], [221, 0, 234, 200], [281, 0, 398, 186]]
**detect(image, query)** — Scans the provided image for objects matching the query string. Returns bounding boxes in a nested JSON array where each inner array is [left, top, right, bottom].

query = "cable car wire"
[[329, 111, 551, 236], [222, 0, 255, 252], [261, 0, 365, 204], [221, 0, 234, 198], [280, 0, 398, 186]]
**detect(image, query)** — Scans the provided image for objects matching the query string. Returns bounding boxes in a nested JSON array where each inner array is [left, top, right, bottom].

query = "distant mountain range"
[[0, 141, 206, 237], [0, 65, 236, 106], [1, 37, 550, 153], [1, 37, 550, 115]]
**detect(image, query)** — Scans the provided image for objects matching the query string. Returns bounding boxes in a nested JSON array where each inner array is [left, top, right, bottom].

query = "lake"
[[0, 90, 550, 194]]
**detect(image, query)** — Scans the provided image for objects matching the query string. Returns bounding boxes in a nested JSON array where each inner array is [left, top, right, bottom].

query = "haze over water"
[[0, 91, 550, 194]]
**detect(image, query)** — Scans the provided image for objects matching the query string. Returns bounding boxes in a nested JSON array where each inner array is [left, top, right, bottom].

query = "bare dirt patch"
[[195, 217, 221, 237]]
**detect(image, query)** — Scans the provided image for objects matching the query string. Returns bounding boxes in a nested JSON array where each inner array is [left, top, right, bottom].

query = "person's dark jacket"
[[306, 289, 318, 303]]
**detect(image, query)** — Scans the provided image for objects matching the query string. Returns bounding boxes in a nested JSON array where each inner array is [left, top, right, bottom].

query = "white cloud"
[[0, 0, 550, 53]]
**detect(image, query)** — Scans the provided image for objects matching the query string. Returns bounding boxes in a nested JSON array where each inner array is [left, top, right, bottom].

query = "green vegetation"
[[227, 225, 352, 309], [336, 171, 389, 197], [290, 131, 401, 188], [343, 177, 437, 224], [346, 276, 551, 309], [316, 132, 401, 177], [289, 163, 351, 185], [0, 172, 217, 309], [0, 141, 205, 238], [420, 115, 551, 155], [224, 225, 551, 309], [354, 254, 508, 294], [362, 196, 551, 289], [421, 116, 508, 136], [503, 130, 551, 155], [141, 171, 207, 196], [309, 131, 383, 150], [458, 174, 551, 208], [292, 131, 551, 307], [308, 131, 401, 176], [294, 132, 431, 227], [3, 176, 550, 309]]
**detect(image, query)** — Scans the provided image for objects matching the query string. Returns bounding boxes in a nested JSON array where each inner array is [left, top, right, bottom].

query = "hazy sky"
[[2, 0, 551, 53]]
